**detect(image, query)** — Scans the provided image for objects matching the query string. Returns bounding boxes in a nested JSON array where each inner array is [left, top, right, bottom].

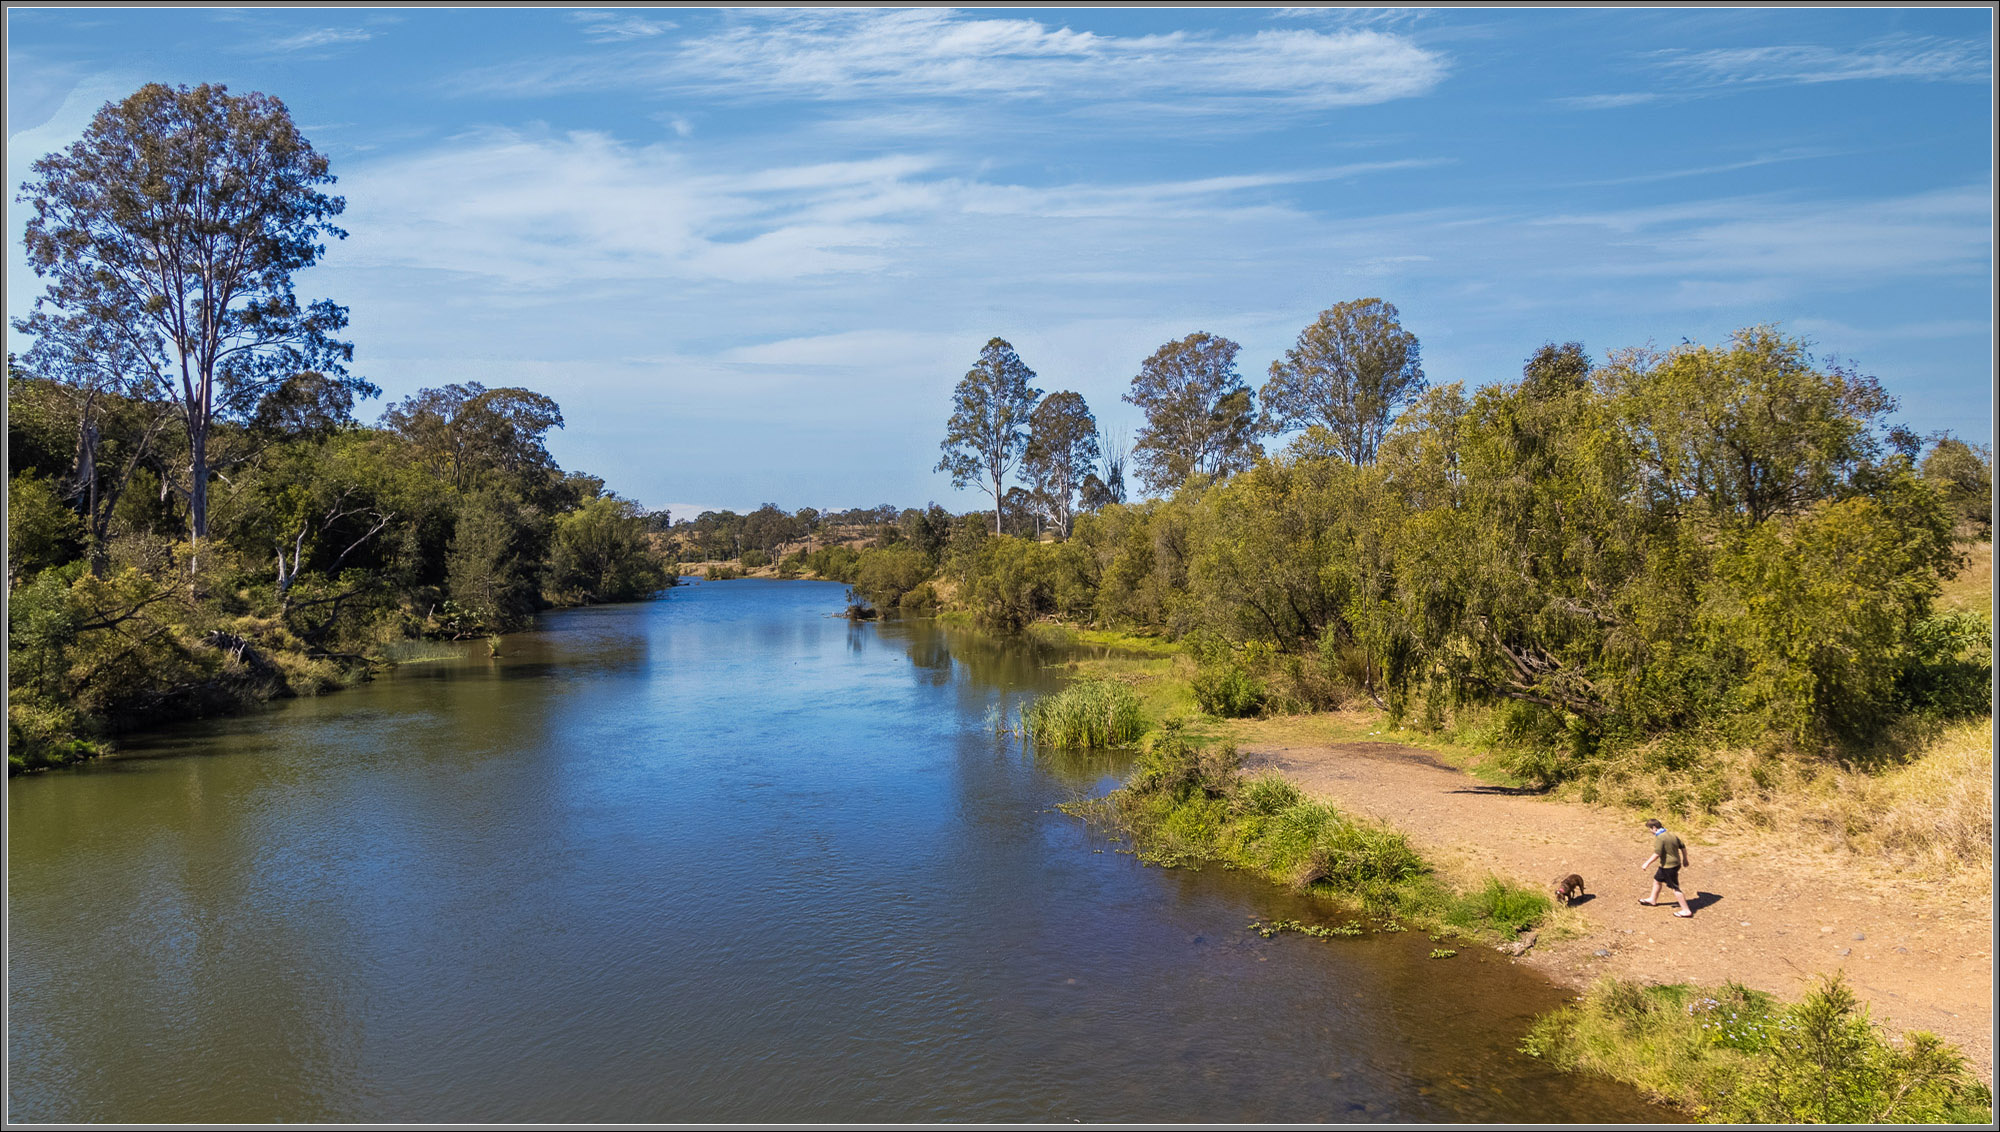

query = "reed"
[[1022, 679, 1147, 748]]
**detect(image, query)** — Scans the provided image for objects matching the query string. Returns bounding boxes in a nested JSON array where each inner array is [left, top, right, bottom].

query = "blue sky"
[[6, 7, 1993, 517]]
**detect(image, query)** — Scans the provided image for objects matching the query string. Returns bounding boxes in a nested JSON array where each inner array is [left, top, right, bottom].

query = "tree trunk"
[[76, 417, 107, 576], [992, 470, 1003, 535], [189, 427, 210, 541]]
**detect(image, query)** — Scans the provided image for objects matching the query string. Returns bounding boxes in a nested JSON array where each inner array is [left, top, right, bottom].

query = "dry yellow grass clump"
[[1936, 539, 1992, 615], [1709, 718, 1994, 896], [1833, 717, 1992, 873]]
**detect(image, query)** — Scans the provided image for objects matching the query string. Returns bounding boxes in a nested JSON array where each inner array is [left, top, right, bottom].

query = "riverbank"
[[6, 585, 678, 775], [1240, 731, 1995, 1086]]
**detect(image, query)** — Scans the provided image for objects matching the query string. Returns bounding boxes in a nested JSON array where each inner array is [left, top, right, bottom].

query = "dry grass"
[[1248, 699, 1994, 899], [1938, 539, 1993, 615], [1577, 718, 1996, 900], [1781, 718, 1993, 886]]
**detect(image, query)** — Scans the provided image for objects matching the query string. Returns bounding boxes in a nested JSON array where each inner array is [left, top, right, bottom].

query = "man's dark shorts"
[[1653, 865, 1681, 890]]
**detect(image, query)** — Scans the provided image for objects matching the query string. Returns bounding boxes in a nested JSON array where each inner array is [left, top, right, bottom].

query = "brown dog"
[[1552, 873, 1586, 905]]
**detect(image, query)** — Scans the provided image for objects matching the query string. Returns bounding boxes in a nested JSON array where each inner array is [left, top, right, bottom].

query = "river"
[[7, 579, 1673, 1123]]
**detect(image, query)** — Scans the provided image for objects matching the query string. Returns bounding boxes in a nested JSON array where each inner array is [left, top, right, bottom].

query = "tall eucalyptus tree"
[[937, 337, 1042, 534], [17, 82, 364, 550]]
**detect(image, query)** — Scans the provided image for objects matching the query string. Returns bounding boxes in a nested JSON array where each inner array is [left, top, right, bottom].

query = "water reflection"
[[9, 582, 1673, 1123]]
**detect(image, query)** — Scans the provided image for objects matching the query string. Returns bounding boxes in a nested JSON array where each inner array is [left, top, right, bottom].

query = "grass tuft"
[[1022, 679, 1148, 749]]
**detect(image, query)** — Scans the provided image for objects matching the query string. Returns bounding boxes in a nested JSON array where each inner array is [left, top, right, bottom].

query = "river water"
[[8, 580, 1672, 1123]]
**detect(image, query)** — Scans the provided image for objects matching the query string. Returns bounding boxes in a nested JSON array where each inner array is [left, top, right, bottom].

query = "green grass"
[[1068, 725, 1552, 945], [1022, 679, 1147, 748], [1522, 974, 1992, 1123]]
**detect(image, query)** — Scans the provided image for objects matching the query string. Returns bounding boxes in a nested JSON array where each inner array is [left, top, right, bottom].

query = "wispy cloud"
[[1555, 92, 1663, 110], [1651, 35, 1988, 87], [263, 27, 374, 54], [1562, 34, 1988, 111], [454, 10, 1448, 113], [1533, 185, 1991, 284], [572, 10, 675, 44], [1571, 147, 1846, 187], [335, 128, 1447, 293]]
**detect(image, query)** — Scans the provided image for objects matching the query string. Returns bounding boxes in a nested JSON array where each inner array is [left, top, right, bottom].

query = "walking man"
[[1639, 818, 1694, 917]]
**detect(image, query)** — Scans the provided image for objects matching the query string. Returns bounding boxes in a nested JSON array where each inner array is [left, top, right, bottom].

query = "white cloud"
[[263, 28, 374, 53], [333, 129, 1445, 295], [572, 11, 675, 43], [1555, 92, 1664, 110], [455, 10, 1448, 113], [1534, 186, 1991, 284], [1570, 147, 1847, 187], [1563, 34, 1988, 112], [1650, 35, 1989, 87]]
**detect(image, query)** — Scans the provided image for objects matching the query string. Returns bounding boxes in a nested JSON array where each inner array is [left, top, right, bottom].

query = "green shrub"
[[851, 544, 932, 611], [954, 535, 1095, 630], [897, 581, 939, 616], [1232, 774, 1305, 817], [6, 472, 84, 583], [1524, 973, 1993, 1123], [1023, 679, 1146, 748], [1128, 723, 1241, 800], [804, 544, 863, 582], [1896, 611, 1993, 719], [1724, 974, 1990, 1124], [1283, 809, 1426, 892], [740, 548, 771, 569], [1192, 661, 1264, 717]]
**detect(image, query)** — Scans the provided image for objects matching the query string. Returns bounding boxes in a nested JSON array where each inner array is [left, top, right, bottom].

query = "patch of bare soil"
[[1245, 740, 1995, 1083]]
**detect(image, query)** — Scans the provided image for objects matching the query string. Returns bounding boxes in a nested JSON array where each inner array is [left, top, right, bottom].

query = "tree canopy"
[[1261, 298, 1426, 466], [937, 337, 1043, 534], [1126, 332, 1262, 495], [15, 82, 365, 544], [1023, 391, 1102, 538]]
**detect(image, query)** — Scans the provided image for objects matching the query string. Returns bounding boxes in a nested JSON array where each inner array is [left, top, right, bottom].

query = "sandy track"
[[1244, 740, 1994, 1082]]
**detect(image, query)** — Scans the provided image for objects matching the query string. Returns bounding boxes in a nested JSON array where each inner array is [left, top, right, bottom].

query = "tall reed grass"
[[1022, 679, 1147, 748]]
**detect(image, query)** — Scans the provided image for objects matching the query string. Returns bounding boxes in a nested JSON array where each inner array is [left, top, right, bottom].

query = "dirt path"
[[1245, 740, 1994, 1083]]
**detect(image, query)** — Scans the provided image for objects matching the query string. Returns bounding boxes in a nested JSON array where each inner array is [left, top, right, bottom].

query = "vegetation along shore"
[[7, 77, 1991, 1126]]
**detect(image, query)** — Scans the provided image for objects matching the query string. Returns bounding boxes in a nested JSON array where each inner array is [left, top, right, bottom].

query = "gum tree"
[[937, 337, 1042, 535], [17, 82, 362, 550], [1022, 390, 1101, 537], [1262, 298, 1426, 466], [1125, 331, 1262, 495]]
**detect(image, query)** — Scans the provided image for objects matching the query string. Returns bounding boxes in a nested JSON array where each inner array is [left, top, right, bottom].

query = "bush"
[[545, 495, 667, 603], [1192, 661, 1264, 718], [897, 581, 939, 616], [1523, 974, 1993, 1123], [955, 535, 1095, 630], [1129, 723, 1241, 800], [740, 548, 771, 569], [6, 472, 85, 583], [851, 544, 932, 611], [1232, 774, 1305, 817], [1443, 877, 1552, 936], [1724, 974, 1990, 1124], [1896, 611, 1993, 718], [803, 544, 863, 582]]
